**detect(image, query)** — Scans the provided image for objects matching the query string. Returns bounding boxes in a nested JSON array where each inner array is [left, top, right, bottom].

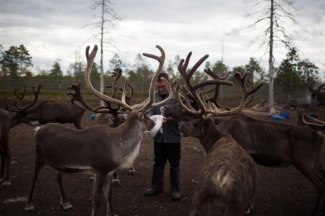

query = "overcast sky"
[[1, 0, 324, 78]]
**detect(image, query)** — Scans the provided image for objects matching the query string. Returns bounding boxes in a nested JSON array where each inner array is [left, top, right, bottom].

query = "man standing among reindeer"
[[145, 72, 182, 201]]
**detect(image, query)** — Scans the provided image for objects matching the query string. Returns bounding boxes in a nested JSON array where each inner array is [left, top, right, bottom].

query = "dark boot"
[[170, 167, 180, 201], [144, 164, 165, 196]]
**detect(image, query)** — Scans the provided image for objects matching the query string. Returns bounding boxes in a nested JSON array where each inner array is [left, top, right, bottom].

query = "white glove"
[[144, 115, 164, 137]]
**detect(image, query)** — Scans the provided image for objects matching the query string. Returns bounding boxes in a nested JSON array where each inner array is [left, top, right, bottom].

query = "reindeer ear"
[[138, 112, 144, 120], [214, 117, 223, 125]]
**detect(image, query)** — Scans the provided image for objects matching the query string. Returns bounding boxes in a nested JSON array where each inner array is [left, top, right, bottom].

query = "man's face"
[[157, 80, 169, 95]]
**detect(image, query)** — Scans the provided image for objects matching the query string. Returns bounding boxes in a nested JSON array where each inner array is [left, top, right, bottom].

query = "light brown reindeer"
[[25, 44, 173, 216], [68, 68, 135, 183], [165, 52, 262, 216]]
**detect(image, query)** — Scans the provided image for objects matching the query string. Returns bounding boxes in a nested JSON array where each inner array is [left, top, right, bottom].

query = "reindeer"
[[162, 58, 325, 216], [67, 68, 135, 182], [5, 84, 85, 129], [25, 44, 173, 216], [0, 109, 11, 187], [166, 52, 261, 216]]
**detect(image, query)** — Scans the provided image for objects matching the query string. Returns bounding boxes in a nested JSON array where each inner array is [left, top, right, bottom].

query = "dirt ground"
[[1, 104, 325, 216]]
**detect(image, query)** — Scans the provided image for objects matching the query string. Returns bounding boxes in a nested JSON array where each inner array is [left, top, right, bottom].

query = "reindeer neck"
[[115, 113, 145, 143], [198, 123, 224, 154]]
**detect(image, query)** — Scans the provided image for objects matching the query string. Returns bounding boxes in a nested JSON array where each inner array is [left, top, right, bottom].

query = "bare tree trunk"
[[268, 0, 276, 115], [99, 0, 105, 106]]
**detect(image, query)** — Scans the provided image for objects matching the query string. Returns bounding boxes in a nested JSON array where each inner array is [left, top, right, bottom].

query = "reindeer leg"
[[129, 166, 135, 175], [112, 171, 120, 184], [103, 172, 116, 216], [91, 172, 107, 216], [25, 161, 44, 211], [56, 171, 73, 210], [0, 146, 5, 181], [0, 137, 11, 187], [3, 145, 11, 187], [294, 161, 325, 216]]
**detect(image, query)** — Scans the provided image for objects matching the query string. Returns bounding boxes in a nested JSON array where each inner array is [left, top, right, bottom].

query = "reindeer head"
[[162, 51, 264, 136], [80, 45, 173, 131]]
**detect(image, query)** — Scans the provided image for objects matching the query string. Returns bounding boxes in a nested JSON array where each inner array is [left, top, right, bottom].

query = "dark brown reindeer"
[[5, 84, 85, 129], [25, 44, 173, 216], [162, 65, 325, 216], [0, 109, 11, 187], [167, 52, 262, 216]]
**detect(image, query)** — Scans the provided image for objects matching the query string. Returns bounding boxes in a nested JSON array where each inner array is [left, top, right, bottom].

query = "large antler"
[[5, 84, 43, 112], [67, 67, 134, 115], [175, 52, 264, 118], [84, 45, 173, 113], [67, 81, 119, 114], [202, 68, 231, 108], [175, 52, 233, 116], [308, 81, 325, 95], [298, 111, 325, 131]]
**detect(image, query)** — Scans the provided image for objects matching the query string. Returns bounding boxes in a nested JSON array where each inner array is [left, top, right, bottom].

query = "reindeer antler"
[[202, 68, 231, 108], [82, 45, 173, 113], [298, 111, 325, 131], [5, 83, 43, 113], [175, 52, 264, 118]]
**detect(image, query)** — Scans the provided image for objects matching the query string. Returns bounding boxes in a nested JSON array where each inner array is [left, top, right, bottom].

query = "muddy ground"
[[1, 104, 325, 216]]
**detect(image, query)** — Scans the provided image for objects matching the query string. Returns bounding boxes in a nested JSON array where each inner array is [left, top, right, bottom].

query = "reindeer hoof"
[[112, 178, 120, 184], [25, 203, 35, 211], [60, 200, 73, 210], [1, 180, 11, 187], [128, 170, 135, 175], [245, 203, 254, 214]]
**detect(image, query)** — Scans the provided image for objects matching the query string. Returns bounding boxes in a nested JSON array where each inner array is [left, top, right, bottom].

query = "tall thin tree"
[[231, 0, 298, 115], [87, 0, 121, 105]]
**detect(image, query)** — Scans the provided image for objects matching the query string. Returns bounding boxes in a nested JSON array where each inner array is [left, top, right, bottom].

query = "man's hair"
[[157, 72, 169, 82]]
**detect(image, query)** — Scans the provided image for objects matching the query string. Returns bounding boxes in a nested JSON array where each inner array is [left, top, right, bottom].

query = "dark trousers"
[[154, 142, 181, 168]]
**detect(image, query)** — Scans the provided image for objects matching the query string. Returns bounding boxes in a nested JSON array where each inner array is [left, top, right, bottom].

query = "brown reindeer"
[[165, 51, 262, 216], [67, 68, 135, 182], [0, 109, 11, 187], [162, 70, 325, 215], [5, 84, 85, 129], [25, 45, 173, 216]]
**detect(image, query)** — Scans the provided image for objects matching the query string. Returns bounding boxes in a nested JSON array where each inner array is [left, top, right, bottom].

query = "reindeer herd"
[[1, 44, 325, 216]]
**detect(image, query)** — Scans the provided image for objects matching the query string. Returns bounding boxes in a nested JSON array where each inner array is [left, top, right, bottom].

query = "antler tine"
[[14, 85, 26, 101], [67, 81, 113, 114], [137, 45, 173, 112], [307, 81, 325, 94], [177, 53, 210, 114], [84, 45, 133, 112], [174, 84, 202, 116], [212, 72, 264, 116], [13, 83, 43, 111], [202, 68, 231, 108], [298, 111, 325, 130], [177, 53, 234, 117]]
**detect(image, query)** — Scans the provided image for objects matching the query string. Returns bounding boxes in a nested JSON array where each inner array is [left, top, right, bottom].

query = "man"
[[145, 72, 182, 201]]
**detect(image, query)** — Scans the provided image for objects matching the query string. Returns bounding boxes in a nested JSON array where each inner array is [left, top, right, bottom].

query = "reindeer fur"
[[181, 118, 258, 216]]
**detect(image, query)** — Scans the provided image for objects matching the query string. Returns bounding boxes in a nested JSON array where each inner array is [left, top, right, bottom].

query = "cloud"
[[0, 0, 324, 77]]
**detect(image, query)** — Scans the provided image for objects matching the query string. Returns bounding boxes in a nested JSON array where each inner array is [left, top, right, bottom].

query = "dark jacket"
[[146, 91, 181, 143]]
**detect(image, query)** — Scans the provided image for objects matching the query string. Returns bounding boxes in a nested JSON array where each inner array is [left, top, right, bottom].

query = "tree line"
[[0, 44, 320, 98]]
